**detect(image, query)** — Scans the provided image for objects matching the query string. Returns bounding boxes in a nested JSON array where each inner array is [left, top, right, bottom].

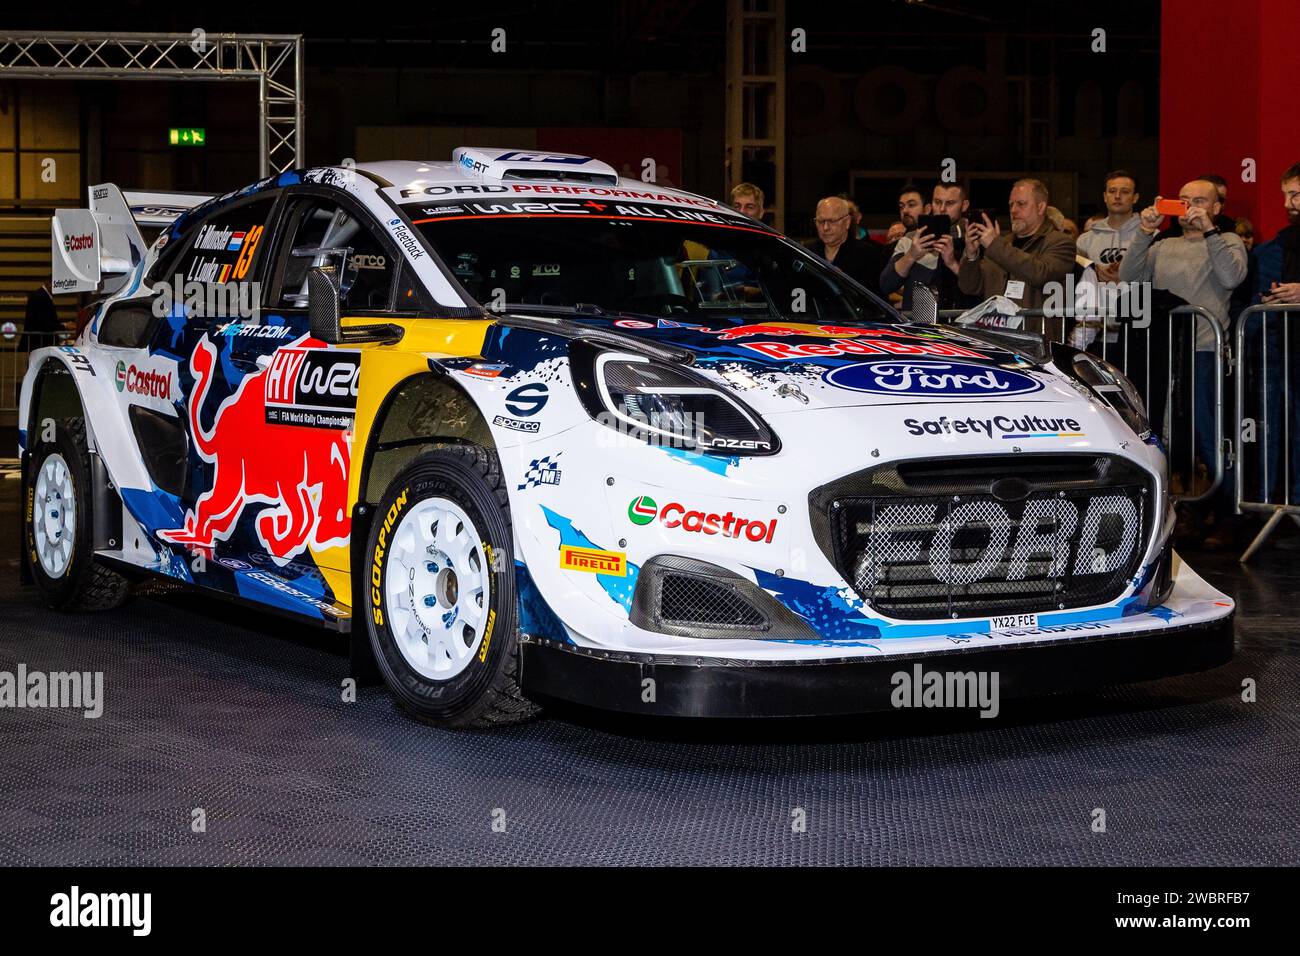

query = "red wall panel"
[[1161, 0, 1299, 240]]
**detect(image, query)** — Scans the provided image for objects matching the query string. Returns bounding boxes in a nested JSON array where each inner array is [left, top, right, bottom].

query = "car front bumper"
[[518, 610, 1234, 718]]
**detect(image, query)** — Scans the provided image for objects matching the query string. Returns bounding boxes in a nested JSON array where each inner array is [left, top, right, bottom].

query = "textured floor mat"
[[0, 543, 1296, 866]]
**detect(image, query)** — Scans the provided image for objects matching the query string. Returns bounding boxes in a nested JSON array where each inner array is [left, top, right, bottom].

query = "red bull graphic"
[[159, 336, 353, 563], [711, 323, 947, 341], [738, 336, 986, 361]]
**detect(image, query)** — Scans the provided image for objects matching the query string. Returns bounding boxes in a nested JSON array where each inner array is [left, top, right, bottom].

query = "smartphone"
[[965, 209, 998, 228], [1156, 198, 1188, 217], [916, 215, 953, 238]]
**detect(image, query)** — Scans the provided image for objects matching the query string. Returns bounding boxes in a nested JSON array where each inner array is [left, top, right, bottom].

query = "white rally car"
[[18, 148, 1234, 725]]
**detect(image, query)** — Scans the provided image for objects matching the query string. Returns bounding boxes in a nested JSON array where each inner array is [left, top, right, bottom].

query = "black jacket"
[[805, 236, 888, 297], [1279, 223, 1300, 283], [23, 287, 61, 334]]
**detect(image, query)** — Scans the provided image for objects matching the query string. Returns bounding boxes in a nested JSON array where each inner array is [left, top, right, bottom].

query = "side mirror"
[[307, 267, 343, 343]]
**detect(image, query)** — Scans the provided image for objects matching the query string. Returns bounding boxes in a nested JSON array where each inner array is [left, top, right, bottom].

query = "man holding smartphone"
[[880, 182, 973, 312], [1122, 179, 1247, 537], [958, 178, 1076, 338], [1122, 179, 1247, 344]]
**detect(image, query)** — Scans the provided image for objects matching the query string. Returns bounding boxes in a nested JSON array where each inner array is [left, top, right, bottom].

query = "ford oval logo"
[[823, 360, 1043, 397]]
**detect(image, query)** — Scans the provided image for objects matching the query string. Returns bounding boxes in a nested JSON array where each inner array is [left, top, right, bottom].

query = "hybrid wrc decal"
[[17, 147, 1233, 727]]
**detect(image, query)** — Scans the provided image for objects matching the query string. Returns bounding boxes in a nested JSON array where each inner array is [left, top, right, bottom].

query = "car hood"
[[553, 315, 1090, 413]]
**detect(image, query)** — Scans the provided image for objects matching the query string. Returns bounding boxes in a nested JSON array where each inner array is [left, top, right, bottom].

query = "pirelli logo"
[[559, 545, 627, 576]]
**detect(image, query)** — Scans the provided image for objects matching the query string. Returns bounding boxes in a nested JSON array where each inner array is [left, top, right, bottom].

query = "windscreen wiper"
[[500, 302, 607, 317], [492, 308, 696, 366]]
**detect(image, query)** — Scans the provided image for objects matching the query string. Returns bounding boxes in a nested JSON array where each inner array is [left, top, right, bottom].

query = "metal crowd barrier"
[[1, 331, 72, 413], [1233, 303, 1300, 562], [902, 304, 1229, 505]]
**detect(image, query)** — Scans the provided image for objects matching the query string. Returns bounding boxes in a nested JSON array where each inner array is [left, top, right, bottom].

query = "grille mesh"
[[817, 455, 1153, 621], [660, 573, 767, 629]]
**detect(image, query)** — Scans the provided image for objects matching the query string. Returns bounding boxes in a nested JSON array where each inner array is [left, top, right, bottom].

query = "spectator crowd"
[[725, 163, 1300, 550]]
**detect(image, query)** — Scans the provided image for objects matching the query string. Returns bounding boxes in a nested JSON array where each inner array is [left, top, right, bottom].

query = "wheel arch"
[[348, 366, 500, 682], [22, 355, 87, 454], [356, 367, 498, 509]]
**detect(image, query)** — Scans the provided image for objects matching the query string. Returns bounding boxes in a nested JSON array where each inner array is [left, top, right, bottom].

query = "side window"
[[275, 198, 396, 312], [97, 302, 160, 349], [168, 196, 275, 319]]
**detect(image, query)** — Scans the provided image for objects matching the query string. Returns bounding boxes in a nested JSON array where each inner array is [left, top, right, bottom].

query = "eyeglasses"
[[814, 214, 850, 226]]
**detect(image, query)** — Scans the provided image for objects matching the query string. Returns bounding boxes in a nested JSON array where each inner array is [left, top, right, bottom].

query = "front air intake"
[[630, 556, 817, 640]]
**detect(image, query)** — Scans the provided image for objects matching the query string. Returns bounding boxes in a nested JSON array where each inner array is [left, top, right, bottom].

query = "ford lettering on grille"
[[826, 482, 1150, 620]]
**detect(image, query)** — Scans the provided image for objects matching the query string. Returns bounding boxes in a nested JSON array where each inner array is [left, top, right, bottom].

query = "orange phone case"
[[1155, 198, 1188, 216]]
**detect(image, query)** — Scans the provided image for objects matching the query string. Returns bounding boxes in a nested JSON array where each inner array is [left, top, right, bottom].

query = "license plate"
[[990, 613, 1037, 631]]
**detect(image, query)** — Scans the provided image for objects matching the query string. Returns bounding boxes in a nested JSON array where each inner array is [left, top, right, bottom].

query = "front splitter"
[[518, 613, 1235, 718]]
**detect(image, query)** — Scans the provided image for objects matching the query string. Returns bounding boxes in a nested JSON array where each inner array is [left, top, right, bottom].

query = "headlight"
[[569, 341, 779, 455], [1071, 353, 1151, 439]]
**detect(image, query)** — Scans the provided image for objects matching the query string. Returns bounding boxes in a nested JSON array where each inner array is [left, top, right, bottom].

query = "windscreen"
[[408, 201, 896, 323]]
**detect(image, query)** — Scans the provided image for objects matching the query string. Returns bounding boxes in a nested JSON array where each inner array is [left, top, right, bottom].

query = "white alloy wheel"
[[33, 453, 76, 579], [384, 496, 492, 681]]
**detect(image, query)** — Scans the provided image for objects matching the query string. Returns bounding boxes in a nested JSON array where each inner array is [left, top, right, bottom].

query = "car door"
[[149, 192, 283, 569], [227, 187, 408, 579]]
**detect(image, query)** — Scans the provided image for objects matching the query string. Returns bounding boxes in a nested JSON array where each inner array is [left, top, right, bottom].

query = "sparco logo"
[[824, 361, 1043, 397], [63, 233, 93, 252]]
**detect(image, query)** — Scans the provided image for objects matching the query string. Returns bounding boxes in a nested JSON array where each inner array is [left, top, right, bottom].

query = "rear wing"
[[51, 184, 213, 295]]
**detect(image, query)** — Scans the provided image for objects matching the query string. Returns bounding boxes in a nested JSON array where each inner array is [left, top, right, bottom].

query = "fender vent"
[[128, 405, 189, 498]]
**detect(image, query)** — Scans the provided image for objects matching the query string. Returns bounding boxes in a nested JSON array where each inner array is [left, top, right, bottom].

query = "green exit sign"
[[168, 127, 206, 147]]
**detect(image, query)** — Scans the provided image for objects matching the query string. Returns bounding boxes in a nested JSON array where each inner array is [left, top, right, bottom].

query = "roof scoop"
[[452, 146, 619, 185]]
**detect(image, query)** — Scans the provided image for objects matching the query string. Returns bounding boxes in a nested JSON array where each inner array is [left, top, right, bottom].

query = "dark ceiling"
[[6, 1, 1161, 73]]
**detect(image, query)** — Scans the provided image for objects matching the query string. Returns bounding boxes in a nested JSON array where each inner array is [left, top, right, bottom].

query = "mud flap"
[[18, 451, 33, 586], [90, 450, 123, 553], [348, 502, 384, 686]]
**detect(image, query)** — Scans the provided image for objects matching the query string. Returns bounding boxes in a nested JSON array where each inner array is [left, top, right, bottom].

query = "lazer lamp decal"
[[264, 347, 361, 429]]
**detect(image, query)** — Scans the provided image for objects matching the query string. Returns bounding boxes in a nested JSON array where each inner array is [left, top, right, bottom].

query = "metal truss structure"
[[0, 31, 304, 175]]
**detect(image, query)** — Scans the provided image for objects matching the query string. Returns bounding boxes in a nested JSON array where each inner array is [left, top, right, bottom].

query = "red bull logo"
[[158, 336, 353, 563], [711, 323, 869, 341], [712, 323, 946, 343]]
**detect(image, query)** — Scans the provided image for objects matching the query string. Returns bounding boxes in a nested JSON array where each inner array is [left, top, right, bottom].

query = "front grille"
[[811, 455, 1154, 620]]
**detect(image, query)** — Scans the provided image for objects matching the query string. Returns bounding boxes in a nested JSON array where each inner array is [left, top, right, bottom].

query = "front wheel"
[[25, 417, 131, 611], [365, 445, 539, 728]]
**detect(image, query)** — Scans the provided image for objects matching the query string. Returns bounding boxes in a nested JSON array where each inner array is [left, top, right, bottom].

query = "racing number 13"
[[231, 225, 264, 281]]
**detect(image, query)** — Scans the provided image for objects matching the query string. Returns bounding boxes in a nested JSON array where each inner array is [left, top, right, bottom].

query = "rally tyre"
[[25, 417, 132, 611], [365, 444, 540, 728]]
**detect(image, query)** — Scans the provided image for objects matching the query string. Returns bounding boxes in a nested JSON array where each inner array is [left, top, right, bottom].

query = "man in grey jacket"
[[1120, 178, 1248, 347], [1121, 178, 1247, 512]]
